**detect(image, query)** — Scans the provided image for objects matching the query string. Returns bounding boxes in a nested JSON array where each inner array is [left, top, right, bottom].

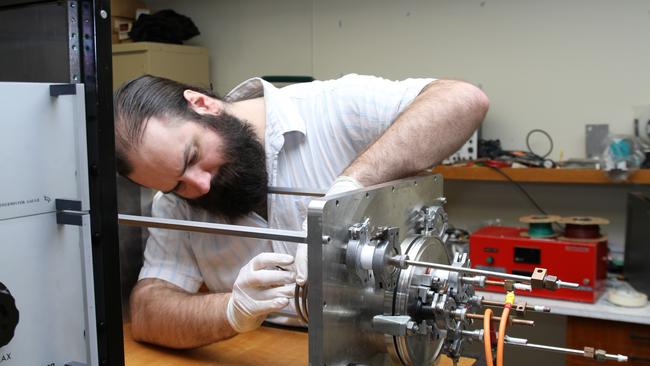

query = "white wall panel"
[[146, 0, 650, 159], [312, 0, 650, 159]]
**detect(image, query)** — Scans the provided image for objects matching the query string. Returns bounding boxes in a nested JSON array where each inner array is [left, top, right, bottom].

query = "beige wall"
[[147, 0, 650, 159], [146, 0, 313, 96], [144, 0, 650, 251]]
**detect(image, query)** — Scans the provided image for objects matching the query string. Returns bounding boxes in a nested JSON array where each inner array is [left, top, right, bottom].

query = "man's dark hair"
[[113, 75, 218, 176], [113, 75, 268, 220]]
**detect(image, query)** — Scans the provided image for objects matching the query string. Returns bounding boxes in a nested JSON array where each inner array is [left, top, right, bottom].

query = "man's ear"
[[183, 89, 222, 115]]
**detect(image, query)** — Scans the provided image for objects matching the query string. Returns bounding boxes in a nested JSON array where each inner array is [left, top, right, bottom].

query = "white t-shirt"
[[138, 74, 433, 322]]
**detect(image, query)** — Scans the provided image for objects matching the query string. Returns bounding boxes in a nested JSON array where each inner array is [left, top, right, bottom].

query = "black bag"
[[129, 9, 199, 44]]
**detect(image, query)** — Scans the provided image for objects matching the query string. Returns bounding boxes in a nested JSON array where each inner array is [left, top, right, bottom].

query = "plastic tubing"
[[496, 305, 510, 366], [483, 308, 494, 366], [497, 292, 515, 366]]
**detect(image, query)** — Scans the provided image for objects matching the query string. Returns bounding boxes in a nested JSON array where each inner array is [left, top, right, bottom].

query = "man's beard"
[[184, 111, 268, 221]]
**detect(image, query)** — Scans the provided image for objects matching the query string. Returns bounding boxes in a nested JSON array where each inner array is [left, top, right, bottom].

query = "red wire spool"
[[558, 216, 609, 241]]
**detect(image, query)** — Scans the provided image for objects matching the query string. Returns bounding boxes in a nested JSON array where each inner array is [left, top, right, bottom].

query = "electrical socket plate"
[[443, 129, 478, 164], [586, 124, 610, 159], [633, 105, 650, 143]]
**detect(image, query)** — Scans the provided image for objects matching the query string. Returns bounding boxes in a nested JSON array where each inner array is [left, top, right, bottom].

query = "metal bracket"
[[66, 0, 81, 83], [344, 222, 401, 289], [56, 199, 83, 226], [57, 211, 84, 226], [417, 200, 448, 240], [50, 84, 77, 96], [372, 226, 400, 290], [56, 198, 82, 211], [345, 219, 373, 282], [372, 315, 415, 337], [531, 267, 547, 289]]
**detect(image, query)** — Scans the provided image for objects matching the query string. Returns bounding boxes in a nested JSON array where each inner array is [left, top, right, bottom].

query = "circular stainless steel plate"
[[388, 235, 450, 366]]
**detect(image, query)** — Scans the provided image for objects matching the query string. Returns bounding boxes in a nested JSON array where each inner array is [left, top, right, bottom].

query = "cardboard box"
[[112, 16, 132, 33], [110, 0, 146, 18], [111, 16, 133, 42]]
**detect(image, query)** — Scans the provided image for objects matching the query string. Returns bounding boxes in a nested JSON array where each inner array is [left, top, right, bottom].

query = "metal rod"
[[118, 214, 307, 243], [506, 341, 583, 356], [484, 279, 532, 291], [268, 186, 326, 197], [482, 299, 551, 313], [466, 313, 535, 326], [461, 330, 483, 340], [556, 280, 581, 289], [403, 259, 579, 289], [505, 340, 628, 362], [486, 279, 505, 286], [404, 259, 533, 282]]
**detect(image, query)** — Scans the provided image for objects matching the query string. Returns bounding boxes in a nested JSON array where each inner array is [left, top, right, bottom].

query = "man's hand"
[[295, 176, 363, 286], [227, 253, 296, 333]]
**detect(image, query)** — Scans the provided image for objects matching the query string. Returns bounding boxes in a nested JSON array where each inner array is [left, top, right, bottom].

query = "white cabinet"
[[112, 42, 211, 90], [0, 83, 96, 366]]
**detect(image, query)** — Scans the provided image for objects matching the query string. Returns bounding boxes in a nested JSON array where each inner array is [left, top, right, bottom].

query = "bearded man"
[[113, 74, 488, 348]]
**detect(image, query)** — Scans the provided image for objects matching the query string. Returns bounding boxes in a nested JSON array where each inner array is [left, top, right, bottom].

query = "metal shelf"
[[431, 166, 650, 185]]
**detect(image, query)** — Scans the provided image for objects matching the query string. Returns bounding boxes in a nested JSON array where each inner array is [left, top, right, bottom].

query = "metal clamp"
[[372, 315, 416, 337], [50, 84, 77, 96], [416, 200, 448, 239], [56, 199, 84, 226]]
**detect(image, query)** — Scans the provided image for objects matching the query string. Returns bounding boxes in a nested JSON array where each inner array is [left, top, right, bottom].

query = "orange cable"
[[496, 303, 511, 366], [483, 308, 494, 366]]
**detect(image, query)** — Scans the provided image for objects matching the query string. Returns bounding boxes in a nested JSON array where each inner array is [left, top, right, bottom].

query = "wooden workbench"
[[124, 324, 475, 365]]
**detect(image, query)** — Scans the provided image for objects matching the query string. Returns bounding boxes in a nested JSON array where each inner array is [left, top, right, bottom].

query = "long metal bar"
[[404, 259, 580, 288], [506, 341, 583, 356], [268, 186, 326, 197], [405, 259, 532, 282], [505, 340, 628, 362], [118, 214, 307, 243]]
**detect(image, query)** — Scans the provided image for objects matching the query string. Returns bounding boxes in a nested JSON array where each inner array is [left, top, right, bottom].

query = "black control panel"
[[514, 246, 541, 264]]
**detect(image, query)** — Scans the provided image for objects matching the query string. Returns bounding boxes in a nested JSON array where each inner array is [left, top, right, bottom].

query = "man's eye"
[[188, 150, 198, 166]]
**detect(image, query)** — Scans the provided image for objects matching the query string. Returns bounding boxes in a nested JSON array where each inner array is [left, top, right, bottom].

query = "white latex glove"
[[226, 253, 296, 333], [295, 176, 363, 286]]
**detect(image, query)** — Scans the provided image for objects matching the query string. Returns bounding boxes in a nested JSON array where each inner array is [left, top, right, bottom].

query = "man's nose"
[[185, 168, 212, 196]]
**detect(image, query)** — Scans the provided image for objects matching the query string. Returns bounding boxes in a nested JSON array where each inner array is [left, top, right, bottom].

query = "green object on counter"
[[528, 222, 555, 237]]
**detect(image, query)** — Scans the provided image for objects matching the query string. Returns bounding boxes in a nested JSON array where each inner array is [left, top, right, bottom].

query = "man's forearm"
[[130, 278, 237, 349], [342, 79, 489, 186]]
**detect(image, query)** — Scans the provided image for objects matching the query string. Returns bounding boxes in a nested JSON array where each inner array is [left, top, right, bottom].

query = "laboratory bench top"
[[123, 323, 476, 365], [477, 290, 650, 325]]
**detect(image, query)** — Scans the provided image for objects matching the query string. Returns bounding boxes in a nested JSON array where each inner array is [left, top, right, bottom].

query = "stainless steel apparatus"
[[120, 174, 628, 365]]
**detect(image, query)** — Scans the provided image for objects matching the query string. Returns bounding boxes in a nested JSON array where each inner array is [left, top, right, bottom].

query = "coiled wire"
[[294, 283, 309, 324]]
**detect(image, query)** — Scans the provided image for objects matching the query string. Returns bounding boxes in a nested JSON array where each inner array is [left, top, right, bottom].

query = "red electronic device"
[[469, 226, 608, 302]]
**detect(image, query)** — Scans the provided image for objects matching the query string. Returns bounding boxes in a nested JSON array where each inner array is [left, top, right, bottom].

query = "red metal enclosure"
[[469, 226, 608, 303]]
